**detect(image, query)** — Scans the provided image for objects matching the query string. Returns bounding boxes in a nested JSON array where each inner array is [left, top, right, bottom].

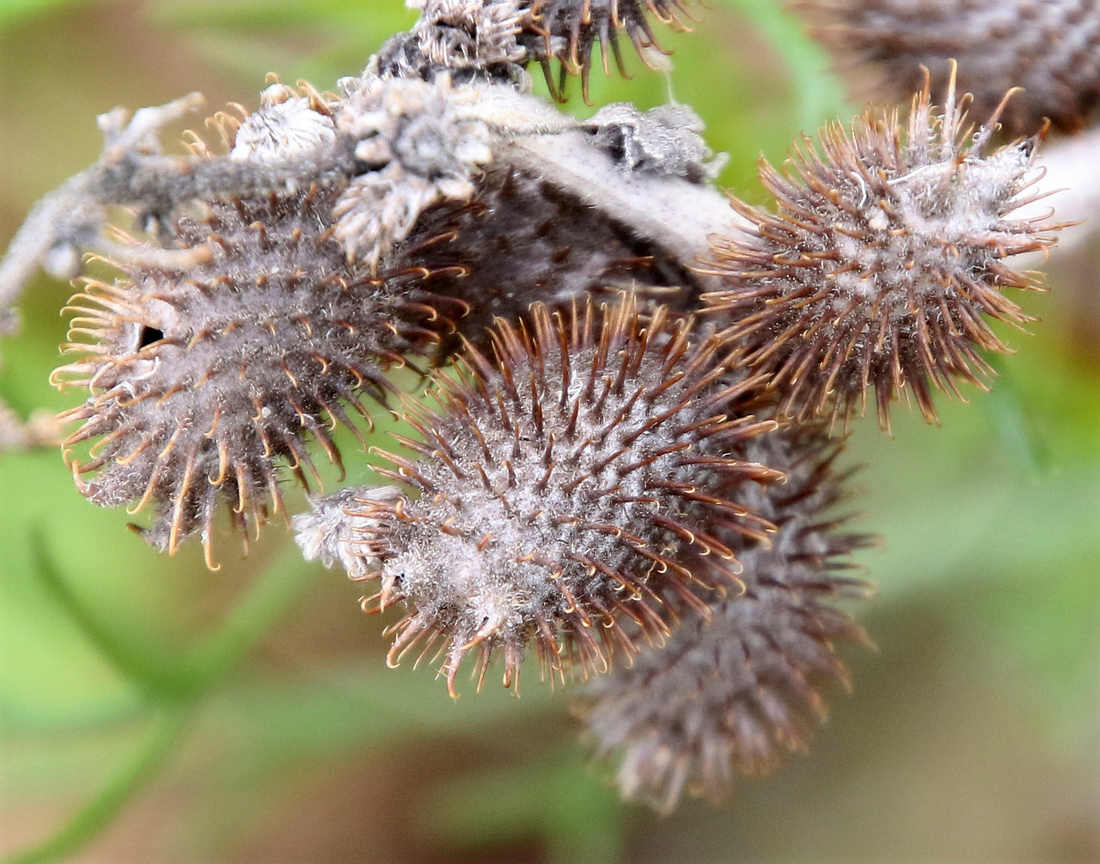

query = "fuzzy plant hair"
[[803, 0, 1100, 135], [295, 295, 784, 695], [702, 66, 1061, 430]]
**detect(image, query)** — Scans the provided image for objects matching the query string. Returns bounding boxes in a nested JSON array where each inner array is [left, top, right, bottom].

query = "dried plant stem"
[[504, 131, 753, 289]]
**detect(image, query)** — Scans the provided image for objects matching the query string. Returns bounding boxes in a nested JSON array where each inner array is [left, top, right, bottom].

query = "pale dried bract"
[[230, 83, 338, 164], [333, 74, 498, 268], [377, 0, 529, 83], [294, 486, 405, 580]]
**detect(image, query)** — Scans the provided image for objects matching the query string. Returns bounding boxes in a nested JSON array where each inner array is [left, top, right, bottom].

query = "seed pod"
[[523, 0, 698, 99], [702, 68, 1061, 430], [577, 424, 873, 813], [804, 0, 1100, 135], [54, 182, 458, 564], [297, 295, 783, 695]]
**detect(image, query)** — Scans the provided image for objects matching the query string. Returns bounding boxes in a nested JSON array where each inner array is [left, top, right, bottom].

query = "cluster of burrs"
[[0, 0, 1065, 811]]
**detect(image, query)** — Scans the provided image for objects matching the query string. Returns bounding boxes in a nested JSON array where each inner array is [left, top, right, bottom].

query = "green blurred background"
[[1, 1, 1098, 861]]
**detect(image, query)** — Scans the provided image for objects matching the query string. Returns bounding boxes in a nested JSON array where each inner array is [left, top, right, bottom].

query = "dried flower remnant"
[[342, 88, 726, 344], [53, 182, 456, 563], [297, 296, 783, 695], [294, 486, 406, 581], [703, 69, 1061, 430], [578, 425, 872, 812], [376, 0, 700, 98], [804, 0, 1100, 135], [227, 82, 339, 164], [332, 74, 497, 270], [523, 0, 698, 99]]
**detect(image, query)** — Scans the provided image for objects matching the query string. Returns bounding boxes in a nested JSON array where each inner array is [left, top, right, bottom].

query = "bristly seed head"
[[803, 0, 1100, 135], [53, 182, 457, 565], [297, 295, 784, 696], [701, 66, 1062, 431], [577, 423, 873, 813]]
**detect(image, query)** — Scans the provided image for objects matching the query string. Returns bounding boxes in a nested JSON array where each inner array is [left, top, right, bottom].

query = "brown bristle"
[[577, 422, 874, 813], [525, 0, 698, 101], [702, 67, 1062, 431], [295, 294, 785, 695], [53, 183, 455, 562]]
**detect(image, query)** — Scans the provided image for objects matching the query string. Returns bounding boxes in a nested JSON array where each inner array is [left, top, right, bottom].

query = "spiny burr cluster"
[[376, 1, 698, 98], [804, 0, 1100, 135], [3, 47, 723, 554], [296, 298, 781, 695], [703, 69, 1060, 429], [577, 424, 872, 812], [0, 0, 1067, 813]]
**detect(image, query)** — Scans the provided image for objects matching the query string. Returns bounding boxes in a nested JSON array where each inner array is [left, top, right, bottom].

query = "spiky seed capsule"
[[702, 70, 1061, 430], [577, 424, 872, 813], [805, 0, 1100, 135], [297, 296, 783, 695], [524, 0, 697, 100], [53, 182, 454, 563]]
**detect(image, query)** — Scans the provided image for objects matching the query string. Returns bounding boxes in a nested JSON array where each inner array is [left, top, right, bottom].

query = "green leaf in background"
[[0, 0, 94, 27], [726, 0, 848, 130]]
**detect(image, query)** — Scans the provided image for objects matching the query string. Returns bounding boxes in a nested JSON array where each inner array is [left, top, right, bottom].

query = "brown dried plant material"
[[805, 0, 1100, 135], [53, 182, 459, 565], [524, 0, 699, 99], [578, 424, 872, 813], [703, 68, 1061, 431], [296, 295, 783, 695]]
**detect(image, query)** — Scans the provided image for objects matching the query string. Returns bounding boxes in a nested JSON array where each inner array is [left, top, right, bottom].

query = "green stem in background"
[[7, 540, 318, 864], [29, 529, 182, 694], [418, 745, 627, 864], [984, 353, 1051, 476], [3, 707, 190, 864], [543, 756, 627, 864], [179, 543, 320, 691]]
